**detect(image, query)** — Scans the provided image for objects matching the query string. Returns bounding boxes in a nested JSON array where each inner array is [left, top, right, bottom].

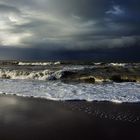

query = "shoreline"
[[1, 92, 140, 104], [0, 94, 140, 140]]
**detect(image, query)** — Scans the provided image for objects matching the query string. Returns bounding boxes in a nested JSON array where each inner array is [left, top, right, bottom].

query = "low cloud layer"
[[0, 0, 140, 60]]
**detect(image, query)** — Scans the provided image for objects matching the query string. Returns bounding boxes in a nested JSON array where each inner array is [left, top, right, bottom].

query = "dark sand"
[[0, 95, 140, 140]]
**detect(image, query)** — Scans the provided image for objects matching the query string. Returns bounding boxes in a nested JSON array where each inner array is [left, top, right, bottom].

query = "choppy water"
[[0, 61, 140, 103]]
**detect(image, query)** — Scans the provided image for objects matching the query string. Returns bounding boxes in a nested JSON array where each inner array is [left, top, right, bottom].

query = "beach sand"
[[0, 95, 140, 140]]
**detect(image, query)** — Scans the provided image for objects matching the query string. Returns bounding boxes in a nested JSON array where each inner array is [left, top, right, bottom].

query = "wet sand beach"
[[0, 95, 140, 140]]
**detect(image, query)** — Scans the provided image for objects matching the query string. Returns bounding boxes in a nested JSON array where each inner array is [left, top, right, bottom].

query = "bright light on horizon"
[[0, 32, 32, 46]]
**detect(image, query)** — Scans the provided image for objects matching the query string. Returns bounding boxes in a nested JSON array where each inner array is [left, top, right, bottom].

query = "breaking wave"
[[0, 69, 65, 80], [0, 65, 95, 81]]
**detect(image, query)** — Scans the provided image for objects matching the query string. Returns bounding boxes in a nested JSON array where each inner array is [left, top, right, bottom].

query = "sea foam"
[[18, 61, 61, 66], [0, 79, 140, 103]]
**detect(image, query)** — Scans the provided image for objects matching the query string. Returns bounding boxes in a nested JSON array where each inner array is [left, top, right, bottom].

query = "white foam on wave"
[[108, 63, 126, 67], [63, 65, 95, 71], [0, 64, 95, 81], [18, 61, 61, 66], [0, 79, 140, 103], [0, 69, 64, 80]]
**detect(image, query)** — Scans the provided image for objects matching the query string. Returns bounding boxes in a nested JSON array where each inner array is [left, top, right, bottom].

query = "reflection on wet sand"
[[63, 101, 140, 123], [0, 95, 140, 140]]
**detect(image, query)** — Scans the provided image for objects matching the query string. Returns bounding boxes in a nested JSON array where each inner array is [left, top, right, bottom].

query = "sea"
[[0, 61, 140, 103]]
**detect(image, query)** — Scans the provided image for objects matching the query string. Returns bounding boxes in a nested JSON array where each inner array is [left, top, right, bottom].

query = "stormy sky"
[[0, 0, 140, 61]]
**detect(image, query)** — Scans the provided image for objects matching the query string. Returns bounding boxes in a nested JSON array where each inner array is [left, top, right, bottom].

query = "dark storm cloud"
[[0, 3, 20, 13], [0, 0, 140, 60], [0, 45, 139, 62]]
